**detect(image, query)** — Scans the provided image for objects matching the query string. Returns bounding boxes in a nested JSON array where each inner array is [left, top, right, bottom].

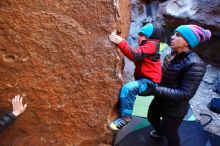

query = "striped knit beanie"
[[175, 25, 212, 48]]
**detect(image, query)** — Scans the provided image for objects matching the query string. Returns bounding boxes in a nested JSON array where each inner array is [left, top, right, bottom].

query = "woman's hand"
[[12, 95, 27, 117], [139, 84, 156, 96]]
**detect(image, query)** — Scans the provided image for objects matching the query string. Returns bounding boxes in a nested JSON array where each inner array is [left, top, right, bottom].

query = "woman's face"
[[170, 32, 189, 51], [138, 34, 147, 45]]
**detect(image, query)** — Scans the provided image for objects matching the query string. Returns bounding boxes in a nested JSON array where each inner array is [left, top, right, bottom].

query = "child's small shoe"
[[109, 118, 130, 130], [150, 130, 162, 139]]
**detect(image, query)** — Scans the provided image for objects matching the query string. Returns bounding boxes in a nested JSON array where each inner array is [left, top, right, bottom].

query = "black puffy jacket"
[[153, 49, 206, 117], [0, 112, 16, 132]]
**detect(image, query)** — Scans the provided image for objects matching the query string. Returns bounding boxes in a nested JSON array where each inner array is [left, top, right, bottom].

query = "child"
[[108, 23, 163, 130]]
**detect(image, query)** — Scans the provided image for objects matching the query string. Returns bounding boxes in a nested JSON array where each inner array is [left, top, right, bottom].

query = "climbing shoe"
[[109, 118, 130, 130], [150, 130, 162, 139]]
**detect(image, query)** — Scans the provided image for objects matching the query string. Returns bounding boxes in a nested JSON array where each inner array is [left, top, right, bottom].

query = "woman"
[[147, 25, 211, 146]]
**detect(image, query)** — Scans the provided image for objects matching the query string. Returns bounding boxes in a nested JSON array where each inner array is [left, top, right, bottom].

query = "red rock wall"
[[0, 0, 130, 145]]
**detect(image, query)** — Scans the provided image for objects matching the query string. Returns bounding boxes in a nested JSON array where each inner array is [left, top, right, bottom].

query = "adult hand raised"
[[12, 95, 27, 117]]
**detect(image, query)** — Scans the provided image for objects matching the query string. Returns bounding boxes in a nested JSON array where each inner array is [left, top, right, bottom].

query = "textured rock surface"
[[0, 0, 130, 145], [191, 65, 220, 136], [159, 0, 220, 29]]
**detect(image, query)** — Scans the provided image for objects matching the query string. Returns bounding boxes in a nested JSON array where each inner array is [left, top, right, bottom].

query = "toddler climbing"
[[108, 23, 163, 130]]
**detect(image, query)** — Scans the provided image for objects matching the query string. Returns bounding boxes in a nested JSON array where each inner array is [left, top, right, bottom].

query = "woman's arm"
[[154, 63, 206, 102], [0, 112, 16, 132], [0, 95, 27, 132]]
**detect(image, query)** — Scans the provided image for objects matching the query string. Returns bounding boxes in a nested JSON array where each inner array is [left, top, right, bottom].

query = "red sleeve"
[[118, 40, 135, 61], [118, 40, 156, 62]]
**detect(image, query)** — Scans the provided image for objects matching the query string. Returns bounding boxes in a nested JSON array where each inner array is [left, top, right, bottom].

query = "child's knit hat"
[[139, 23, 163, 40], [175, 25, 212, 48]]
